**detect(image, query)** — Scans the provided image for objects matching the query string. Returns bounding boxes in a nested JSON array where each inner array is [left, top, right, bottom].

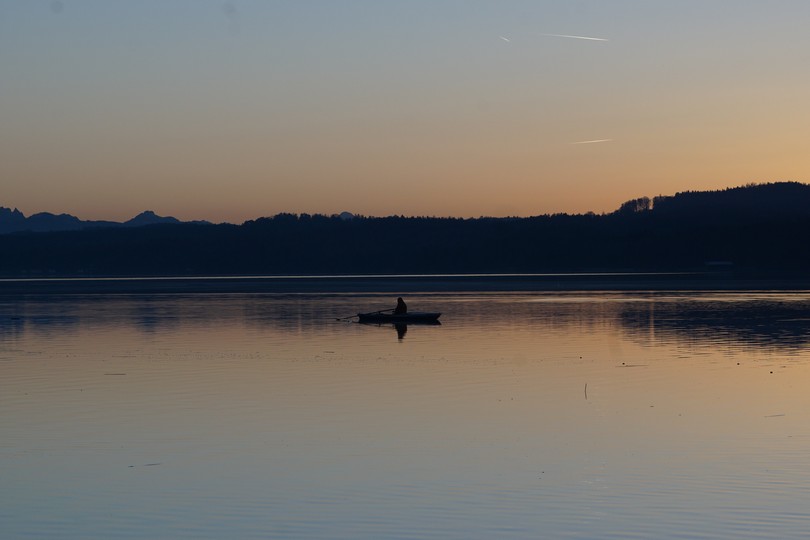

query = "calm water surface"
[[3, 291, 810, 539]]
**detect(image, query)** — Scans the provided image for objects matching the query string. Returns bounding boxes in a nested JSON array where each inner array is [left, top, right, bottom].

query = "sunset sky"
[[3, 1, 810, 223]]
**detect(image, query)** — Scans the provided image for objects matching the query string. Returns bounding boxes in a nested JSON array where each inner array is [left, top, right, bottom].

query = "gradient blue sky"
[[3, 1, 810, 223]]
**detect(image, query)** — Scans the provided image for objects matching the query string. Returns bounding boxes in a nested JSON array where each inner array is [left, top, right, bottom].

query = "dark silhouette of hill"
[[0, 208, 88, 233], [0, 207, 204, 234], [648, 182, 810, 221], [124, 210, 182, 227], [1, 182, 810, 278]]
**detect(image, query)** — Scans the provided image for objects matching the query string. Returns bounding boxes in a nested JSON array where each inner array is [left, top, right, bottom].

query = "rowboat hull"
[[357, 312, 441, 324]]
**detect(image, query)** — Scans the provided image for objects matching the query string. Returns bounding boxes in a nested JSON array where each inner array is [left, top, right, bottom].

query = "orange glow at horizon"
[[3, 2, 810, 223]]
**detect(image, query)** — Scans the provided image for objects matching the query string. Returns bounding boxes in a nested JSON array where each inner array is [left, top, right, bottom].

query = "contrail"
[[499, 36, 511, 42], [541, 33, 608, 42], [572, 139, 613, 145]]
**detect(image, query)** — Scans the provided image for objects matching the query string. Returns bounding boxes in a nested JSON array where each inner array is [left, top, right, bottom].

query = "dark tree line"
[[2, 182, 810, 277]]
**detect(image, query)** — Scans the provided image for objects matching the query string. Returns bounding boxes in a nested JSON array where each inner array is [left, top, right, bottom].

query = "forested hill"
[[618, 182, 810, 220], [2, 182, 810, 277]]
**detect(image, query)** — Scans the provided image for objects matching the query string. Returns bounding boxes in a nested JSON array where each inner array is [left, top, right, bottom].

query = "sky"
[[3, 1, 810, 223]]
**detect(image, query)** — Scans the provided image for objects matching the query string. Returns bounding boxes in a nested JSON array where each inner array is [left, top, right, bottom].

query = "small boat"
[[357, 311, 441, 324]]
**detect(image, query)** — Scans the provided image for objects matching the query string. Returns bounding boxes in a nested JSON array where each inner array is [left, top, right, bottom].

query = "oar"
[[335, 308, 394, 321]]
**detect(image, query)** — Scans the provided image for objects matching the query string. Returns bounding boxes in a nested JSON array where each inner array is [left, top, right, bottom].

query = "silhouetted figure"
[[394, 297, 407, 314]]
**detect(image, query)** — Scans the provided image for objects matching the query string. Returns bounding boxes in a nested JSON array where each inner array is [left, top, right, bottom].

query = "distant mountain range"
[[0, 208, 208, 234], [2, 182, 810, 278]]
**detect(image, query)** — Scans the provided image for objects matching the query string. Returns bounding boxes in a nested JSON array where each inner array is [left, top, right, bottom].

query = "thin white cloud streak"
[[571, 139, 613, 145], [499, 36, 511, 42], [540, 33, 609, 42]]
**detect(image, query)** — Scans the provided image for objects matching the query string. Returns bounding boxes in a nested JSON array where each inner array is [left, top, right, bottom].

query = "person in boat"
[[394, 297, 407, 315]]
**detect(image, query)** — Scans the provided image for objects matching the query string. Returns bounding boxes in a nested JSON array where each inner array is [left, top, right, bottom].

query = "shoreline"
[[1, 273, 809, 295]]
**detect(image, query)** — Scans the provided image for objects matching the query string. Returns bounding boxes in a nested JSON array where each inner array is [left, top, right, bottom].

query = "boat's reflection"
[[359, 320, 442, 340]]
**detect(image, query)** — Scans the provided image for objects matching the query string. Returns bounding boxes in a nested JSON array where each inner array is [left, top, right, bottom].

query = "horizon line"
[[2, 181, 806, 224]]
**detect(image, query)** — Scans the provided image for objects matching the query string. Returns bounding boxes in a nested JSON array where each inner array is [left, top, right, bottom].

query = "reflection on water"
[[3, 291, 810, 539], [356, 321, 443, 341], [5, 292, 810, 351], [618, 294, 810, 351]]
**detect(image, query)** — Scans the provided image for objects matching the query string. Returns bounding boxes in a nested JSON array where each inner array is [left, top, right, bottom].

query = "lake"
[[3, 286, 810, 539]]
